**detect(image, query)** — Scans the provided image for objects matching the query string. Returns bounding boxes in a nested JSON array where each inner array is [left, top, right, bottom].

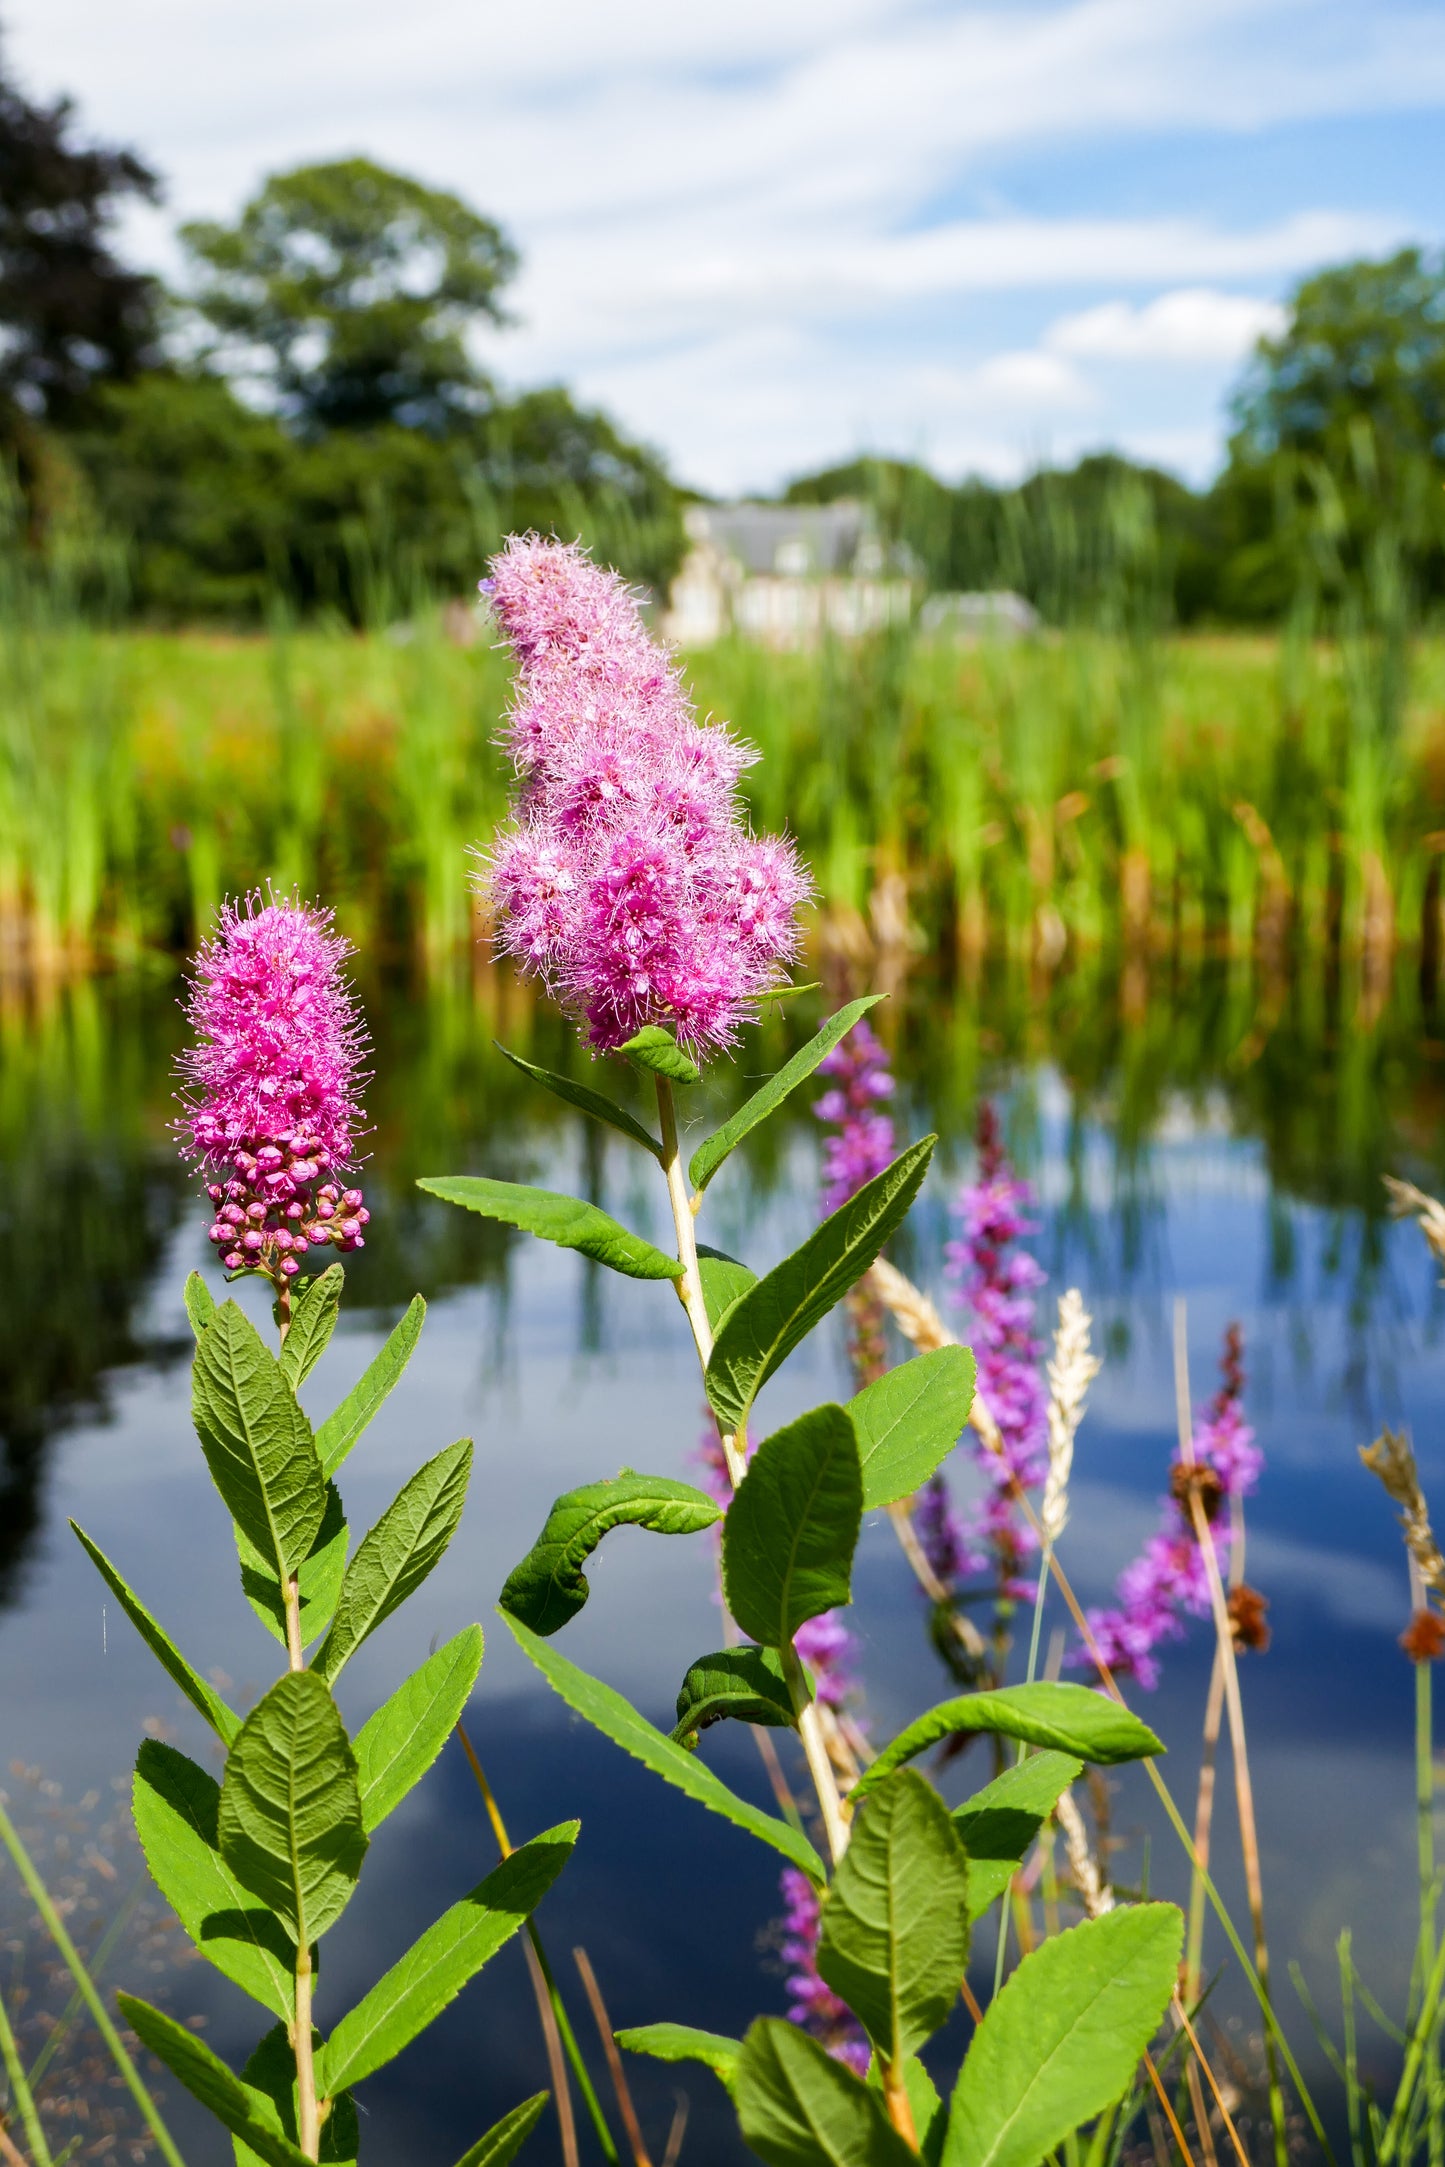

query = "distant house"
[[662, 501, 915, 648], [918, 590, 1041, 641]]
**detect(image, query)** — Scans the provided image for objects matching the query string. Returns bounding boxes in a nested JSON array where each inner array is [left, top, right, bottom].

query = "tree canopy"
[[180, 158, 517, 435]]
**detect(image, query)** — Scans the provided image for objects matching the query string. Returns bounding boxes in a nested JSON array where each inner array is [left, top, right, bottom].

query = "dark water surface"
[[5, 961, 1445, 2163]]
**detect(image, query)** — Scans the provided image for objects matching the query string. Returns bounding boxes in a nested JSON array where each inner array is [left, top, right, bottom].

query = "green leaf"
[[132, 1741, 294, 2021], [723, 1405, 862, 1649], [737, 2018, 919, 2166], [696, 1245, 758, 1332], [688, 996, 885, 1194], [192, 1301, 328, 1582], [705, 1138, 937, 1435], [953, 1753, 1082, 1921], [942, 1905, 1183, 2167], [616, 2024, 741, 2100], [850, 1348, 976, 1511], [504, 1613, 826, 1883], [314, 1439, 473, 1681], [450, 2094, 550, 2167], [672, 1646, 796, 1748], [617, 1024, 701, 1085], [496, 1042, 661, 1157], [233, 2025, 358, 2167], [218, 1669, 367, 1944], [70, 1521, 239, 1744], [817, 1770, 969, 2064], [417, 1175, 684, 1282], [185, 1271, 217, 1342], [900, 2059, 946, 2167], [500, 1471, 721, 1635], [279, 1265, 344, 1389], [322, 1824, 578, 2093], [316, 1295, 426, 1480], [354, 1626, 484, 1832], [236, 1481, 348, 1650], [853, 1686, 1164, 1799], [115, 1994, 311, 2167]]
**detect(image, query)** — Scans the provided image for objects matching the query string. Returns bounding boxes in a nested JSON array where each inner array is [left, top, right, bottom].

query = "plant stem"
[[0, 1800, 185, 2167], [654, 1072, 852, 1859], [573, 1948, 654, 2167], [1172, 1301, 1287, 2167], [0, 1986, 53, 2167], [1416, 1639, 1442, 2167], [1185, 1651, 1226, 2001], [1382, 1922, 1445, 2162], [294, 1941, 320, 2161], [455, 1722, 619, 2165]]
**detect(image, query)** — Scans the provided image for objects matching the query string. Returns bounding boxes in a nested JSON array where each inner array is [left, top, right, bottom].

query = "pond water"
[[4, 959, 1445, 2164]]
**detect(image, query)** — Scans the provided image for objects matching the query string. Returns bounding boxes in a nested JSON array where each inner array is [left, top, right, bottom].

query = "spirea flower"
[[481, 537, 810, 1055], [177, 893, 370, 1287], [1078, 1324, 1260, 1690]]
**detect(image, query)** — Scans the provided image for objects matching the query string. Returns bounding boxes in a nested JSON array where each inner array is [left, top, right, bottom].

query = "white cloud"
[[1047, 288, 1290, 362]]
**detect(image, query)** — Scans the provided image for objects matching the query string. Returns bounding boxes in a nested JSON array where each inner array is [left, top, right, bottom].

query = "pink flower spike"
[[479, 536, 811, 1056], [177, 891, 371, 1292]]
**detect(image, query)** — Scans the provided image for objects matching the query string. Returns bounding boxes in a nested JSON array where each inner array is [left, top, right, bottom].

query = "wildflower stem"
[[573, 1947, 654, 2167], [0, 1984, 52, 2167], [454, 1722, 617, 2167], [782, 1641, 852, 1864], [294, 1940, 320, 2160], [1185, 1649, 1226, 2000], [0, 1797, 185, 2167], [1415, 1636, 1442, 2167], [284, 1573, 305, 1672]]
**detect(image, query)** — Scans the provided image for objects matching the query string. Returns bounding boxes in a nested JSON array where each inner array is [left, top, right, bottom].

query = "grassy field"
[[3, 607, 1444, 981]]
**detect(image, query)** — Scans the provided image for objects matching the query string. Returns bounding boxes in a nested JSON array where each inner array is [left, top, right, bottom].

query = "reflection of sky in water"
[[6, 1037, 1444, 2161]]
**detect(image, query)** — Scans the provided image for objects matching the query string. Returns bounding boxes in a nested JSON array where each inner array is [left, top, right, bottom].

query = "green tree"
[[180, 157, 517, 435]]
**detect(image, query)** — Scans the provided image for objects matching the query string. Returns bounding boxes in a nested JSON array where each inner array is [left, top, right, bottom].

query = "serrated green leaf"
[[853, 1687, 1163, 1799], [672, 1646, 795, 1748], [737, 2018, 918, 2166], [316, 1296, 426, 1480], [618, 1024, 701, 1084], [70, 1521, 239, 1744], [322, 1825, 578, 2093], [850, 1347, 976, 1510], [132, 1741, 294, 2021], [418, 1175, 684, 1282], [696, 1245, 758, 1332], [705, 1139, 936, 1435], [450, 2093, 550, 2167], [723, 1405, 862, 1650], [232, 2025, 358, 2167], [185, 1271, 217, 1342], [218, 1670, 367, 1944], [689, 996, 885, 1194], [115, 1994, 311, 2167], [500, 1471, 721, 1635], [953, 1753, 1082, 1921], [278, 1266, 344, 1389], [314, 1439, 473, 1682], [504, 1613, 825, 1882], [818, 1770, 969, 2064], [616, 2024, 740, 2100], [496, 1042, 661, 1157], [900, 2059, 946, 2167], [354, 1626, 484, 1832], [942, 1906, 1183, 2167], [192, 1301, 327, 1582], [236, 1481, 348, 1650]]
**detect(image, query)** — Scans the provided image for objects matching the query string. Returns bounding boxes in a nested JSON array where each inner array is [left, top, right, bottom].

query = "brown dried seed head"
[[1227, 1583, 1271, 1654], [1401, 1609, 1445, 1664], [1170, 1461, 1225, 1523]]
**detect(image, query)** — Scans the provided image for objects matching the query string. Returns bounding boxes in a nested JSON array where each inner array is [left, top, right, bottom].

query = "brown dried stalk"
[[1385, 1175, 1445, 1278], [1360, 1429, 1445, 1598]]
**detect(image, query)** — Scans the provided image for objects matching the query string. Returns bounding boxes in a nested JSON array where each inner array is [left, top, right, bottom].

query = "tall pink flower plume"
[[177, 893, 371, 1286], [481, 536, 810, 1054]]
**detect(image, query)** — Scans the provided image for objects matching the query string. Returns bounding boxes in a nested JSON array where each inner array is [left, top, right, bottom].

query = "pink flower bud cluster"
[[481, 536, 810, 1054], [177, 894, 370, 1288]]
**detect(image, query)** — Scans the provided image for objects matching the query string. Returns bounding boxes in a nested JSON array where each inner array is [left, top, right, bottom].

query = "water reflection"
[[4, 954, 1445, 2160]]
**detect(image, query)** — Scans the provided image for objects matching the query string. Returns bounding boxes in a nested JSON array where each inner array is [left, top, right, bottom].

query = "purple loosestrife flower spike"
[[481, 536, 810, 1055], [1078, 1324, 1259, 1690], [813, 1018, 896, 1215], [777, 1868, 870, 2075], [177, 892, 371, 1290]]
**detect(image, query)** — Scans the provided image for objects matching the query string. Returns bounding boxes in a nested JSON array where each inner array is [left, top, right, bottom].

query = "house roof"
[[685, 499, 882, 577]]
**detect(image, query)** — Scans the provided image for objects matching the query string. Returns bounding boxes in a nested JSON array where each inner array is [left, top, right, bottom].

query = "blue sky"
[[6, 0, 1443, 495]]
